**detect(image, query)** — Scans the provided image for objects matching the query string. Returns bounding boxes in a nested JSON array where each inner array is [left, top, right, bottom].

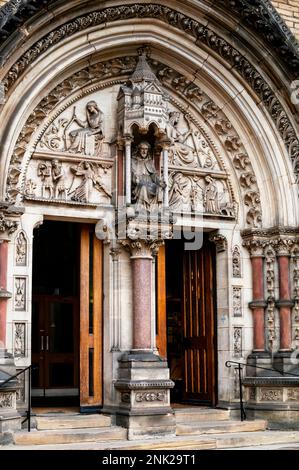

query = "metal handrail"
[[225, 360, 299, 422], [0, 365, 35, 432]]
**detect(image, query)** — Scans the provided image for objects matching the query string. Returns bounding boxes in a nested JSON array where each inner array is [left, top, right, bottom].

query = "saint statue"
[[67, 101, 104, 156], [131, 141, 165, 211], [167, 111, 196, 165]]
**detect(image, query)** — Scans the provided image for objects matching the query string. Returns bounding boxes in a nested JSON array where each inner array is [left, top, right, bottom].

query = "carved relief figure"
[[167, 112, 196, 166], [70, 161, 111, 203], [37, 161, 53, 198], [204, 176, 220, 213], [16, 232, 27, 266], [169, 172, 192, 211], [131, 141, 165, 211], [51, 159, 67, 200], [67, 101, 104, 156]]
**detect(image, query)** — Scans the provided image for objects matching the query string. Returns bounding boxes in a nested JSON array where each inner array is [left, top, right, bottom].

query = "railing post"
[[28, 366, 31, 432], [237, 363, 246, 422]]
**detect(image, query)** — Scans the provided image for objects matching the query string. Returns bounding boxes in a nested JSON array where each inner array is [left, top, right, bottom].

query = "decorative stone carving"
[[135, 392, 165, 402], [265, 245, 276, 351], [14, 277, 26, 311], [2, 3, 298, 196], [14, 322, 25, 357], [233, 327, 242, 357], [131, 141, 165, 211], [232, 246, 242, 277], [209, 233, 227, 253], [233, 288, 242, 318], [15, 231, 27, 266], [288, 389, 299, 401], [0, 392, 14, 409], [24, 179, 36, 197], [70, 161, 111, 203], [27, 158, 112, 205], [16, 373, 25, 403], [0, 213, 18, 235], [121, 393, 131, 403], [259, 389, 283, 401]]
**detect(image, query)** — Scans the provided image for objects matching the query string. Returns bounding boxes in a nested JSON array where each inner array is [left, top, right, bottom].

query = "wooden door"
[[80, 225, 103, 411], [31, 295, 79, 394], [182, 241, 216, 404]]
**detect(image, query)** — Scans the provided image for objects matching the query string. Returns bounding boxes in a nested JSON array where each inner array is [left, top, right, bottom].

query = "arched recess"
[[0, 22, 297, 227]]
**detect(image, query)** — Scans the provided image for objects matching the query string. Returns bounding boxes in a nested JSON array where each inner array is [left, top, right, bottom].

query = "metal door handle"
[[40, 335, 44, 351], [46, 336, 49, 351]]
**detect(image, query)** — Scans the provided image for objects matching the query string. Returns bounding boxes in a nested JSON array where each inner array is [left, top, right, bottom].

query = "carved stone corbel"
[[209, 232, 227, 253]]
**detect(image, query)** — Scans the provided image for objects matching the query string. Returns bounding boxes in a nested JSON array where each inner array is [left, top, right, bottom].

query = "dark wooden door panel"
[[182, 239, 216, 404]]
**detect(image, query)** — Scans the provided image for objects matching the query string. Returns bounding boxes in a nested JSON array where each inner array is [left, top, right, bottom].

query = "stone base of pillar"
[[246, 352, 274, 377], [243, 377, 299, 429], [0, 351, 21, 436], [114, 351, 175, 440], [273, 351, 296, 374]]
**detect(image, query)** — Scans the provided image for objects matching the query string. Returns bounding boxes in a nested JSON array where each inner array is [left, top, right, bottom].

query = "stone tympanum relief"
[[21, 53, 236, 216], [24, 96, 113, 206]]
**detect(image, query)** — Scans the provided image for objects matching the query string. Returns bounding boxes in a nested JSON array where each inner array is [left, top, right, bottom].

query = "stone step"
[[176, 419, 267, 435], [14, 426, 127, 445], [174, 408, 230, 423], [35, 413, 111, 430], [6, 430, 299, 451]]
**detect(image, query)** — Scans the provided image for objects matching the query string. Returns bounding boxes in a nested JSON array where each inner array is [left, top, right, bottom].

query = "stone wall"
[[271, 0, 299, 39]]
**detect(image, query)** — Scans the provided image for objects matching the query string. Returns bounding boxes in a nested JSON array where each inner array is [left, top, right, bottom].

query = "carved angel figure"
[[67, 101, 104, 156], [70, 161, 111, 203]]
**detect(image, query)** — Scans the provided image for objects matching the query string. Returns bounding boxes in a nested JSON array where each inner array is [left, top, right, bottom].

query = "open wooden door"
[[80, 225, 103, 411], [182, 240, 216, 404]]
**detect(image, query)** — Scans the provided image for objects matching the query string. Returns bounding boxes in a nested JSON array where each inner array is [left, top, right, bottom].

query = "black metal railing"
[[0, 365, 35, 432], [225, 360, 299, 422]]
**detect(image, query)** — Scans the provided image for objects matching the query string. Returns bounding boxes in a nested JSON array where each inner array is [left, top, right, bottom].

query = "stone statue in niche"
[[69, 161, 111, 203], [203, 176, 220, 214], [67, 101, 104, 156], [131, 141, 165, 211]]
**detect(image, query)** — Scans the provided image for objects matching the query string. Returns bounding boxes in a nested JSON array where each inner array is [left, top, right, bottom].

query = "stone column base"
[[114, 351, 175, 440], [243, 376, 299, 429], [0, 353, 22, 436]]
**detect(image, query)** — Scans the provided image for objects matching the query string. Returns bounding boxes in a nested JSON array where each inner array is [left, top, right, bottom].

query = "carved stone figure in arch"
[[204, 176, 220, 214], [167, 112, 197, 166], [51, 159, 67, 200], [70, 161, 111, 203], [67, 101, 104, 156]]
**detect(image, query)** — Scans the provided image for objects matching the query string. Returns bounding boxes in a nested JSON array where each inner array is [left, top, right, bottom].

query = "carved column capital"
[[120, 238, 164, 259], [242, 238, 265, 257], [0, 213, 18, 238], [272, 238, 294, 257], [209, 232, 227, 253]]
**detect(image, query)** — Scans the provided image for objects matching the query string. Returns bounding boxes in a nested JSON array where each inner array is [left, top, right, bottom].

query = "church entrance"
[[156, 234, 217, 405], [31, 221, 103, 411]]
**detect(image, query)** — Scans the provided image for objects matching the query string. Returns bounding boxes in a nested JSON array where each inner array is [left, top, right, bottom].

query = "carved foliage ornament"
[[7, 56, 261, 226], [0, 3, 298, 193], [0, 213, 18, 235]]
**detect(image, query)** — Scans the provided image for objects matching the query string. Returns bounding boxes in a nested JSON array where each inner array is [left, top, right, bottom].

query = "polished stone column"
[[249, 250, 266, 352], [0, 239, 10, 348], [131, 254, 152, 350], [162, 147, 169, 208], [277, 252, 293, 351], [125, 138, 132, 205]]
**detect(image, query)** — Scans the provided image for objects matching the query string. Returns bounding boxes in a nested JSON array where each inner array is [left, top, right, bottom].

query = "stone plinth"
[[0, 352, 21, 437], [243, 376, 299, 429], [114, 352, 175, 440]]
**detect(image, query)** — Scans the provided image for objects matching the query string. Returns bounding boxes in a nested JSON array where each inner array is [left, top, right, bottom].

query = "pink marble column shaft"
[[278, 255, 292, 351], [132, 257, 152, 350], [251, 256, 266, 351], [0, 240, 8, 347]]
